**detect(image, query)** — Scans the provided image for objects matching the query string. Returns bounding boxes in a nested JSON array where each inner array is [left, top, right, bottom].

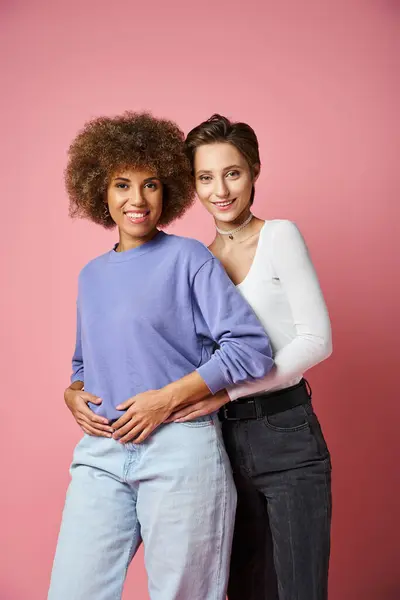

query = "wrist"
[[216, 389, 230, 403], [163, 372, 210, 411], [158, 384, 182, 412], [66, 381, 84, 393]]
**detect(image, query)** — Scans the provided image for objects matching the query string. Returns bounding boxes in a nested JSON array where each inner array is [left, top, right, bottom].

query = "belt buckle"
[[222, 405, 239, 421], [223, 399, 256, 421]]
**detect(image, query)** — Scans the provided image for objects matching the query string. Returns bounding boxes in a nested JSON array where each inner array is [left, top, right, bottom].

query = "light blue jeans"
[[48, 416, 236, 600]]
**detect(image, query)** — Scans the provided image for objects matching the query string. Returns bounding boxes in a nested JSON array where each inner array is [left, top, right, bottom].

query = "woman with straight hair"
[[173, 114, 333, 600]]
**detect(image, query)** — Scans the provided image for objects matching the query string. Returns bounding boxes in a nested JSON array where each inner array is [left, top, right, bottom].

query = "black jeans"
[[222, 395, 332, 600]]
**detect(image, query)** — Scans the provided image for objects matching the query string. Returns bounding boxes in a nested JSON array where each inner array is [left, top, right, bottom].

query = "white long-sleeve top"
[[227, 219, 332, 401]]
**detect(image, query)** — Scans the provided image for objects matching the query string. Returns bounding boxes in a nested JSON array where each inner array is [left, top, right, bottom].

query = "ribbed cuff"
[[196, 360, 227, 395], [71, 371, 84, 384]]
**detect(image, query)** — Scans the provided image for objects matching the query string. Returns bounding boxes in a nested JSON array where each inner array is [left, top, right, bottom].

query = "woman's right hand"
[[64, 387, 115, 437]]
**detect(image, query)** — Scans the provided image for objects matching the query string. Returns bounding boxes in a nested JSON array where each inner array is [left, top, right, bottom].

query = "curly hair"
[[66, 112, 195, 228]]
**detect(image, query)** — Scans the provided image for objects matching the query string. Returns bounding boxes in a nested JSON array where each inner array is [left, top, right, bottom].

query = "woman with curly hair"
[[48, 112, 274, 600], [170, 114, 333, 600]]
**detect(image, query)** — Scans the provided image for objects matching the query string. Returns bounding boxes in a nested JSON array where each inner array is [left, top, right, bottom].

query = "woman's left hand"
[[166, 390, 229, 423], [112, 390, 173, 444]]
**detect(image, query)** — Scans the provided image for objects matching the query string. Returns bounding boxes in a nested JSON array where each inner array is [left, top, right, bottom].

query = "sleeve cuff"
[[196, 360, 227, 395], [71, 371, 84, 384], [226, 385, 241, 401]]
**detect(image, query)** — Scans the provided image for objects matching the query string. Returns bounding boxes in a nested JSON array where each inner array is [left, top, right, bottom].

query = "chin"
[[211, 209, 243, 223], [123, 224, 156, 238]]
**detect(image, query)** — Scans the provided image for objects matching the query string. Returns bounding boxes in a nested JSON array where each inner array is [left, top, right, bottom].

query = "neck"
[[215, 214, 264, 246], [214, 209, 252, 234], [214, 210, 254, 243], [116, 227, 159, 253]]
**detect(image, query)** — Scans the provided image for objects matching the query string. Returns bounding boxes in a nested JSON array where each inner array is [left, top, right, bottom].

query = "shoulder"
[[167, 234, 214, 265], [260, 220, 315, 274], [263, 219, 302, 239], [262, 219, 307, 250], [166, 234, 225, 283], [167, 233, 212, 255], [78, 251, 110, 280]]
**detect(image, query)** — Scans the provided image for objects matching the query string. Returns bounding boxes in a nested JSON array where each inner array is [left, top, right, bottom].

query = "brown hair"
[[185, 114, 261, 204], [185, 114, 260, 172], [66, 111, 195, 229]]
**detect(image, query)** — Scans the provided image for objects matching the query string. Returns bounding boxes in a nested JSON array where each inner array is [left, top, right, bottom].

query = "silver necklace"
[[215, 213, 254, 240]]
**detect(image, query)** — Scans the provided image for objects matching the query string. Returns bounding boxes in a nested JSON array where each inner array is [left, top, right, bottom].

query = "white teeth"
[[215, 200, 233, 207], [126, 212, 147, 218]]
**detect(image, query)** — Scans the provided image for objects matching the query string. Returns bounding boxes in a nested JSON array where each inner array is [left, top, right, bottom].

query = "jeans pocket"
[[263, 404, 310, 432], [180, 416, 214, 428], [303, 403, 331, 460]]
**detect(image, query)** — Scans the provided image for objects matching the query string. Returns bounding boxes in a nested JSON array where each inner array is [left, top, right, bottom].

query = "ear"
[[253, 163, 261, 183]]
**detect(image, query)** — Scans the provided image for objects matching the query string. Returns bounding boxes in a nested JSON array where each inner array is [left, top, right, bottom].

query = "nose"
[[214, 178, 229, 199], [127, 185, 147, 207]]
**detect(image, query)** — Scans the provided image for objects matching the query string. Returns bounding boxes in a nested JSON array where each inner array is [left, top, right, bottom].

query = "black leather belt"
[[219, 379, 311, 421]]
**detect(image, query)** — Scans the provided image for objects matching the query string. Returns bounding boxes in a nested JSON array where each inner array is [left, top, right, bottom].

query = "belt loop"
[[254, 400, 263, 419]]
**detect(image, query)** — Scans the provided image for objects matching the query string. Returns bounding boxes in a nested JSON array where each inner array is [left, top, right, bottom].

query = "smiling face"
[[193, 142, 259, 225], [107, 168, 163, 247]]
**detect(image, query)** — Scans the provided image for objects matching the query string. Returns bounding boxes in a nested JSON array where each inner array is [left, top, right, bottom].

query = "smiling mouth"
[[124, 210, 150, 223], [212, 199, 236, 208]]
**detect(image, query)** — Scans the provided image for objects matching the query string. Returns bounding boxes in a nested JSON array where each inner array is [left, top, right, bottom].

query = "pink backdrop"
[[1, 1, 399, 598]]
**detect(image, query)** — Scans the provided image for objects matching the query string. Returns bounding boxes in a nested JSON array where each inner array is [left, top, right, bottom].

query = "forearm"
[[161, 371, 226, 412], [228, 332, 332, 400]]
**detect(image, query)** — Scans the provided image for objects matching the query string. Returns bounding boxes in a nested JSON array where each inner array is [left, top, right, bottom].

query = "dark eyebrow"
[[223, 164, 242, 171], [113, 176, 160, 183], [196, 164, 242, 176]]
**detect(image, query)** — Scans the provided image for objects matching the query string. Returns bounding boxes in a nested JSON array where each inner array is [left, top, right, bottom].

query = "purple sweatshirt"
[[72, 231, 273, 420]]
